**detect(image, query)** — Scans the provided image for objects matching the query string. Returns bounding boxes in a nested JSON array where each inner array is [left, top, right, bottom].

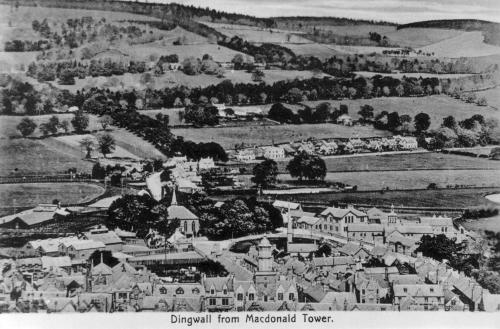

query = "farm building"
[[336, 114, 353, 126]]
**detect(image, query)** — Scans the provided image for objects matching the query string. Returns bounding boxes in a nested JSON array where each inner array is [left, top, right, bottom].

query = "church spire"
[[171, 188, 178, 205]]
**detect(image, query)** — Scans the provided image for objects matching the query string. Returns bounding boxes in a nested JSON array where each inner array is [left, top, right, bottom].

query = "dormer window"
[[278, 293, 283, 300], [223, 288, 227, 294], [430, 288, 434, 293], [210, 288, 215, 295], [176, 287, 184, 295], [159, 287, 167, 294], [192, 288, 200, 294], [403, 288, 407, 293]]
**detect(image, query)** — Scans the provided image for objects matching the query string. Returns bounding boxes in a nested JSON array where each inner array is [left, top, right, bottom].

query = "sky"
[[142, 0, 500, 24]]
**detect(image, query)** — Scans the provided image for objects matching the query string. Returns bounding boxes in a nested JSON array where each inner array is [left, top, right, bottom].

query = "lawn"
[[171, 123, 391, 149], [301, 95, 500, 130], [0, 182, 104, 212]]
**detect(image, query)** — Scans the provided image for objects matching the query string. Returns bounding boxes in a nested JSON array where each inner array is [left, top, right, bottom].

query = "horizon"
[[129, 0, 500, 24]]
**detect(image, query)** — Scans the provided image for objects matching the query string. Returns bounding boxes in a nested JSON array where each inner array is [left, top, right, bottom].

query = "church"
[[167, 190, 200, 238]]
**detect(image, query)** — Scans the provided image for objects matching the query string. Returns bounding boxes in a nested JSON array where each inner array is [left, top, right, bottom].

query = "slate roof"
[[339, 243, 367, 256], [167, 205, 198, 220], [41, 256, 71, 269], [70, 240, 105, 251], [288, 244, 316, 253], [92, 262, 113, 276], [348, 224, 384, 232], [320, 206, 367, 218], [203, 277, 233, 292], [296, 216, 320, 225], [85, 231, 123, 245], [272, 200, 300, 210], [388, 274, 423, 285], [393, 284, 444, 298], [319, 291, 356, 305]]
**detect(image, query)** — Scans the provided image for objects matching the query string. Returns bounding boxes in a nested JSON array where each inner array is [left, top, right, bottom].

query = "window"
[[209, 298, 216, 306], [118, 292, 127, 300], [222, 298, 229, 306], [192, 288, 200, 294], [330, 225, 333, 231], [263, 295, 268, 302], [289, 293, 294, 301], [425, 297, 428, 302], [159, 287, 167, 294], [183, 221, 187, 232], [223, 288, 227, 295], [192, 221, 196, 234], [403, 288, 407, 293], [248, 293, 254, 301], [210, 288, 215, 295], [336, 227, 339, 232], [176, 287, 184, 295], [430, 288, 434, 293], [237, 293, 243, 301], [278, 293, 283, 301], [362, 289, 365, 295]]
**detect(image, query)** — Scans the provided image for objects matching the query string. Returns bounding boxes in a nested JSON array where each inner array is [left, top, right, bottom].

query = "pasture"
[[385, 28, 464, 48], [301, 95, 500, 130], [418, 32, 500, 58], [171, 123, 391, 149], [474, 86, 500, 110], [0, 183, 104, 209]]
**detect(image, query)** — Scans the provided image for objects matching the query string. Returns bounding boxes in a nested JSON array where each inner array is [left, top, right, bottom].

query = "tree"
[[268, 103, 295, 123], [414, 112, 431, 133], [287, 152, 326, 182], [46, 115, 60, 134], [231, 54, 245, 70], [92, 162, 106, 179], [251, 70, 265, 82], [151, 204, 180, 240], [182, 57, 201, 75], [252, 159, 278, 188], [358, 105, 374, 122], [442, 116, 457, 129], [415, 234, 460, 262], [107, 194, 157, 238], [88, 250, 119, 267], [79, 137, 95, 159], [97, 133, 116, 158], [16, 117, 36, 137], [100, 115, 113, 130], [386, 112, 401, 131], [71, 110, 89, 133], [59, 120, 70, 133]]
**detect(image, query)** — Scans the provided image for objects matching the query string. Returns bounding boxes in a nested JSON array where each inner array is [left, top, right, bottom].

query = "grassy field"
[[56, 69, 328, 91], [355, 71, 475, 79], [0, 114, 102, 138], [418, 32, 500, 58], [287, 187, 500, 209], [462, 214, 500, 233], [385, 28, 464, 48], [474, 86, 500, 110], [302, 95, 500, 130], [284, 43, 344, 60], [203, 22, 312, 44], [171, 123, 391, 149], [0, 183, 104, 210]]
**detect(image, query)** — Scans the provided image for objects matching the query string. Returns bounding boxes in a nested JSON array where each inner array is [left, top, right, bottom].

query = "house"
[[385, 230, 418, 255], [167, 191, 199, 238], [202, 276, 235, 312], [148, 282, 204, 312], [395, 136, 418, 150], [198, 157, 216, 170], [338, 243, 370, 261], [349, 138, 366, 151], [22, 236, 80, 257], [287, 243, 317, 257], [354, 277, 389, 304], [272, 200, 301, 213], [85, 227, 124, 252], [336, 114, 353, 126], [319, 205, 369, 235], [176, 178, 202, 194], [296, 216, 321, 230], [366, 207, 399, 225], [296, 142, 315, 155], [63, 240, 106, 260], [40, 256, 72, 273], [235, 149, 256, 162], [393, 284, 445, 311], [261, 146, 285, 160], [347, 224, 384, 244], [418, 216, 457, 239], [317, 140, 338, 155]]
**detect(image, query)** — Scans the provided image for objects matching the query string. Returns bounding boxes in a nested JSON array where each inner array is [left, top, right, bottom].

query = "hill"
[[398, 19, 500, 46], [417, 32, 500, 58]]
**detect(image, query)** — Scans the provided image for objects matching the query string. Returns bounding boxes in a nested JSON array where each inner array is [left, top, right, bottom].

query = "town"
[[1, 0, 500, 317]]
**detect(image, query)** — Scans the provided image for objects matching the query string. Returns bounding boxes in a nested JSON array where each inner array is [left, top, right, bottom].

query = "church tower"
[[258, 237, 273, 272]]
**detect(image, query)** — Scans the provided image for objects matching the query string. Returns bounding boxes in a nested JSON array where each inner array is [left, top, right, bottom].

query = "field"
[[474, 86, 500, 110], [355, 71, 475, 79], [122, 43, 251, 63], [284, 43, 344, 60], [385, 28, 464, 48], [0, 138, 93, 175], [202, 22, 312, 44], [171, 123, 391, 149], [0, 183, 104, 210], [56, 69, 328, 91], [418, 32, 500, 58], [462, 215, 500, 233], [287, 187, 500, 209], [302, 95, 500, 130], [0, 114, 104, 138]]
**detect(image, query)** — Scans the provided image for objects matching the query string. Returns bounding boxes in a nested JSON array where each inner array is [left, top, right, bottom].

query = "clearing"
[[171, 123, 391, 149]]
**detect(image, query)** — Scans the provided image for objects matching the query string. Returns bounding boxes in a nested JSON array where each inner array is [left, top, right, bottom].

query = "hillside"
[[398, 19, 500, 46]]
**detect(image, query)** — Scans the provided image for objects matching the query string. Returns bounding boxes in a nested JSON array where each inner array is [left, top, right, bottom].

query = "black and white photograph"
[[0, 0, 499, 327]]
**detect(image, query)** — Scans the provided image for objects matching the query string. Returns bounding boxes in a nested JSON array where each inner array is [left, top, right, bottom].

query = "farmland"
[[474, 86, 500, 110], [418, 32, 500, 58], [354, 71, 475, 79], [171, 123, 391, 149], [0, 183, 104, 211], [302, 95, 500, 130]]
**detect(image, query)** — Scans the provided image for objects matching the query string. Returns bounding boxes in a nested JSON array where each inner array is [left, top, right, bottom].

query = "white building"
[[236, 149, 256, 162], [261, 146, 285, 160]]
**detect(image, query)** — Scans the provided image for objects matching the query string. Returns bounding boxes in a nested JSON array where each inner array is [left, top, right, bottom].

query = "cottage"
[[393, 284, 444, 311], [235, 149, 256, 162], [319, 205, 368, 235]]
